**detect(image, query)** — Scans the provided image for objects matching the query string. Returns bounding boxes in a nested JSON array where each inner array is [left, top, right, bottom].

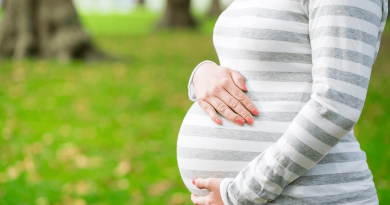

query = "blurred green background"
[[0, 4, 390, 205]]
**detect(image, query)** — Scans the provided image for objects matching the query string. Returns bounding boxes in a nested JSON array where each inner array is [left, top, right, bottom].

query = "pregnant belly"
[[177, 102, 298, 196], [177, 102, 373, 202]]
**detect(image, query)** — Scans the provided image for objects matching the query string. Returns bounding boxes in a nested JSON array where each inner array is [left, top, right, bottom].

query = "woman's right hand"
[[193, 62, 259, 126]]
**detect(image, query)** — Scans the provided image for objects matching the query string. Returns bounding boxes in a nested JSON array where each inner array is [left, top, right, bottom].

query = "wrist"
[[197, 61, 215, 69], [220, 178, 234, 205], [188, 60, 216, 102], [194, 62, 217, 85], [194, 61, 216, 77]]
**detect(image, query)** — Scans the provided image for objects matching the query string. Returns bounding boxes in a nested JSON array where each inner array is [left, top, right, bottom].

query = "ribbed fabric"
[[178, 0, 387, 204]]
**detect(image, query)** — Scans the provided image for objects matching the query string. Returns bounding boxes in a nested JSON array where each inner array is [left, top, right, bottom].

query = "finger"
[[198, 100, 222, 125], [224, 82, 260, 116], [191, 193, 206, 205], [216, 90, 254, 125], [193, 178, 210, 190], [228, 68, 247, 91], [206, 97, 245, 126]]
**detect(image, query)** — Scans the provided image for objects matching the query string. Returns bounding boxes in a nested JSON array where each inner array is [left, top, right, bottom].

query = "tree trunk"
[[0, 0, 102, 61], [208, 0, 222, 17], [138, 0, 145, 6], [158, 0, 196, 28]]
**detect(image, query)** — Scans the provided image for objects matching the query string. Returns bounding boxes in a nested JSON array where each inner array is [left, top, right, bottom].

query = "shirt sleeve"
[[188, 61, 217, 102], [220, 0, 388, 204]]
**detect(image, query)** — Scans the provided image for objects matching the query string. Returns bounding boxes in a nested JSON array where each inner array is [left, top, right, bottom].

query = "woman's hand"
[[193, 63, 259, 126], [191, 178, 224, 205]]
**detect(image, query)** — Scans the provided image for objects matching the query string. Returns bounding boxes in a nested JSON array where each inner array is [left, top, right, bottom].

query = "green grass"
[[0, 11, 389, 205], [0, 11, 219, 205], [80, 10, 160, 36]]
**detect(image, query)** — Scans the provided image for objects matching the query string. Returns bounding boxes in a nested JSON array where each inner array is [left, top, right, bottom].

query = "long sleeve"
[[220, 0, 388, 204]]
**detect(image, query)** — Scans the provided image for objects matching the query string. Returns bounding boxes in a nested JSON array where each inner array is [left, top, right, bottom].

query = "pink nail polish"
[[241, 84, 248, 91], [246, 116, 254, 125], [192, 178, 197, 185], [252, 108, 259, 116], [216, 118, 222, 125], [236, 118, 245, 125]]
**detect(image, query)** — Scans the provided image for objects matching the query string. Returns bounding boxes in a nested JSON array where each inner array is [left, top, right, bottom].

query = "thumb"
[[193, 178, 210, 190], [228, 68, 247, 91]]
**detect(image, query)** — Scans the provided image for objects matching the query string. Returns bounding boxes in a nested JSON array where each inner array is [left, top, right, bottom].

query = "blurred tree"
[[158, 0, 196, 28], [0, 0, 102, 60], [208, 0, 222, 17], [138, 0, 145, 6]]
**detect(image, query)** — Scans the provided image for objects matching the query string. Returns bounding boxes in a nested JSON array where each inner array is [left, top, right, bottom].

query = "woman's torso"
[[178, 0, 378, 204]]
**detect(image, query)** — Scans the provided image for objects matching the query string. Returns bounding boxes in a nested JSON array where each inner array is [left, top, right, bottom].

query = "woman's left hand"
[[191, 178, 224, 205]]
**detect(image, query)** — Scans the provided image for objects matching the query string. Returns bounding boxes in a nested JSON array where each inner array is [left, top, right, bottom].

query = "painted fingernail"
[[246, 116, 254, 125], [252, 108, 259, 116], [236, 118, 245, 125], [241, 84, 248, 91], [192, 178, 197, 185], [216, 118, 222, 125]]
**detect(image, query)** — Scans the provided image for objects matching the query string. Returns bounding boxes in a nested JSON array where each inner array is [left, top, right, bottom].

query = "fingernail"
[[236, 118, 245, 125], [241, 84, 248, 91], [252, 108, 259, 116], [246, 116, 254, 125], [216, 118, 222, 125], [192, 178, 197, 185]]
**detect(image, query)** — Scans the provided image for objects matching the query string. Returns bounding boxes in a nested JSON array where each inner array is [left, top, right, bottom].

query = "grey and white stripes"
[[180, 0, 387, 204]]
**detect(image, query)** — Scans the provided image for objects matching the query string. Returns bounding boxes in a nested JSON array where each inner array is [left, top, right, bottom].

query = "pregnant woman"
[[178, 0, 388, 204]]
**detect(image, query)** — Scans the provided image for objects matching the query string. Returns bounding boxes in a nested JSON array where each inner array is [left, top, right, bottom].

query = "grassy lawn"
[[0, 11, 389, 205]]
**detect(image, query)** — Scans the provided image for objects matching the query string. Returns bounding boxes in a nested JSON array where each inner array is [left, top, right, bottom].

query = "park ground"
[[0, 10, 389, 205]]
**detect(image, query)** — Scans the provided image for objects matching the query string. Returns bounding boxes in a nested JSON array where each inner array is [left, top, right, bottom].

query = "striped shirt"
[[179, 0, 388, 204]]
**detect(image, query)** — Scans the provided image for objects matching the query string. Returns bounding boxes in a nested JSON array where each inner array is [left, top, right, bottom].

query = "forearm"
[[220, 0, 387, 204], [221, 97, 358, 204]]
